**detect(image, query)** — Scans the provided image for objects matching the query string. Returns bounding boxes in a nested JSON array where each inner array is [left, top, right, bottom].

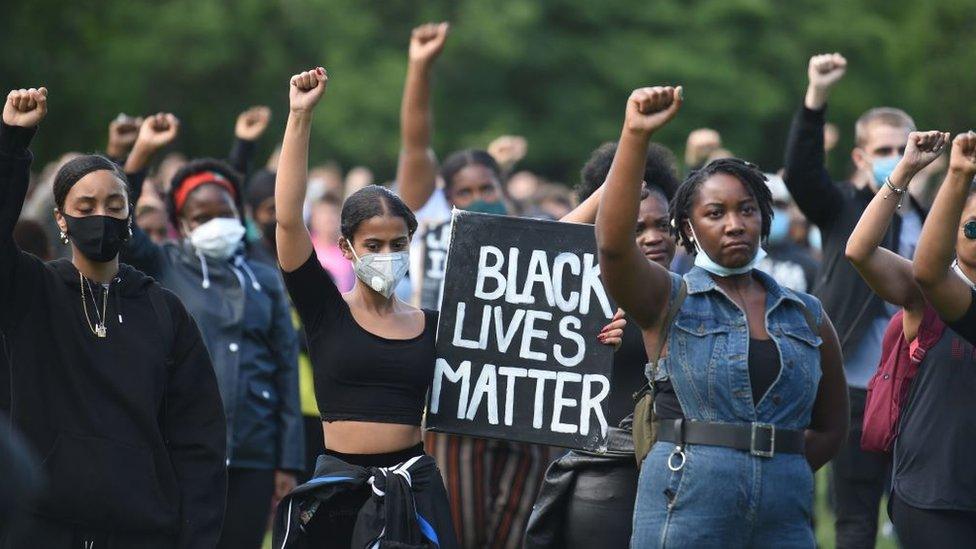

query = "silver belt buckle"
[[750, 422, 775, 458]]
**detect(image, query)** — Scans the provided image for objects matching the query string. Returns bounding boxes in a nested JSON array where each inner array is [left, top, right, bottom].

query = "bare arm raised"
[[914, 132, 976, 322], [845, 130, 949, 337], [595, 86, 682, 329], [276, 67, 328, 272], [396, 22, 449, 212]]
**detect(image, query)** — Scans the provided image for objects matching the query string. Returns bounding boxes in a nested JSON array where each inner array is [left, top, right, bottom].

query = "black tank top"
[[654, 338, 782, 419], [283, 251, 437, 426]]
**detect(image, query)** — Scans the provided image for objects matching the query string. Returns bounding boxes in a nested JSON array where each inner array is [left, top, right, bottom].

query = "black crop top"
[[282, 251, 438, 426]]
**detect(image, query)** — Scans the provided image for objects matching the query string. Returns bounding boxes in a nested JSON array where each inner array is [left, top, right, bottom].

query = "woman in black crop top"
[[272, 67, 458, 548]]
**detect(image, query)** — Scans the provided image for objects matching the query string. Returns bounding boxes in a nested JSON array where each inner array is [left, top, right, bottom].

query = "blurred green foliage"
[[3, 0, 974, 184]]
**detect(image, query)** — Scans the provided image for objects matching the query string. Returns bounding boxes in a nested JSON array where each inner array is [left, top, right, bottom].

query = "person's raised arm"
[[845, 131, 949, 320], [120, 113, 179, 276], [276, 67, 327, 272], [804, 312, 848, 470], [1, 87, 46, 326], [596, 86, 681, 329], [396, 22, 449, 212], [783, 54, 847, 229], [914, 132, 976, 322], [124, 113, 180, 179], [229, 105, 271, 177], [105, 114, 142, 163]]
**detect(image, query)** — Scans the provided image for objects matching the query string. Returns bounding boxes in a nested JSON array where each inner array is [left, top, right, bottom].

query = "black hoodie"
[[0, 121, 227, 547]]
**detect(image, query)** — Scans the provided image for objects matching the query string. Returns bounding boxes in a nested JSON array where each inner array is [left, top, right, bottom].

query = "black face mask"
[[63, 214, 131, 262]]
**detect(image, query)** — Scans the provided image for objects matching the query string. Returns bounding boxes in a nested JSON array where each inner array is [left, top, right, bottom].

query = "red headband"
[[173, 171, 237, 213]]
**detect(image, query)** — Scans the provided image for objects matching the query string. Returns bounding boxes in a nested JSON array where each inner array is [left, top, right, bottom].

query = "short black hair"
[[340, 185, 418, 242], [53, 154, 129, 212], [245, 168, 276, 212], [670, 157, 772, 255], [167, 158, 244, 227], [440, 149, 501, 191], [578, 141, 679, 202]]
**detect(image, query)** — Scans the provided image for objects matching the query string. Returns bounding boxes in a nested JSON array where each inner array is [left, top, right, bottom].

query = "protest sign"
[[426, 211, 616, 451]]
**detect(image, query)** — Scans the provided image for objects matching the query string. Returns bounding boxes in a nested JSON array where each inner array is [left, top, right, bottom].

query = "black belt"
[[656, 419, 805, 457]]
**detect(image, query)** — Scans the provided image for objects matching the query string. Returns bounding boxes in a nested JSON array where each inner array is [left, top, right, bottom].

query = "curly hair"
[[577, 141, 679, 203], [669, 158, 772, 255], [167, 158, 244, 228]]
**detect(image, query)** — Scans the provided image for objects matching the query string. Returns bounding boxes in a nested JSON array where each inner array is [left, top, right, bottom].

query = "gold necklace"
[[80, 272, 109, 338]]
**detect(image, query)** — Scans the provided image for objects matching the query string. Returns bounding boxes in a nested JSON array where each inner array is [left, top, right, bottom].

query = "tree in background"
[[2, 0, 974, 185]]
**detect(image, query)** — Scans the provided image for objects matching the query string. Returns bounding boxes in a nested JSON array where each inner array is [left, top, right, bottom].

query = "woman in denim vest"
[[596, 85, 849, 548]]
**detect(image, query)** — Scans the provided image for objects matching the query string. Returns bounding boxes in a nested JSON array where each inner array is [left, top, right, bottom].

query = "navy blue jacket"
[[123, 216, 303, 471]]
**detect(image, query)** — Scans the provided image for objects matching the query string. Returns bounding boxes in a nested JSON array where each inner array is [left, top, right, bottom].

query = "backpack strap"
[[648, 279, 688, 365], [909, 305, 947, 364]]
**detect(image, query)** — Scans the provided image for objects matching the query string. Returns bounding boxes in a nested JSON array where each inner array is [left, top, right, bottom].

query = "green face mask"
[[464, 199, 507, 216]]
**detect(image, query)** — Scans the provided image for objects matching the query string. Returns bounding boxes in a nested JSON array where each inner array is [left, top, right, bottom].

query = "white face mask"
[[189, 217, 246, 260], [953, 260, 976, 290], [349, 246, 410, 299], [689, 224, 766, 277]]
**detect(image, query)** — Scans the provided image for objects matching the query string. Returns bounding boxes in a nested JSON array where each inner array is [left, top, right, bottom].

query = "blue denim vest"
[[632, 267, 824, 548], [653, 267, 823, 429]]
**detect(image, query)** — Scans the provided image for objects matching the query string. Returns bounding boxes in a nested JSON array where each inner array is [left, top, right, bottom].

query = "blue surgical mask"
[[769, 207, 791, 244], [808, 226, 822, 250], [871, 155, 901, 187], [689, 225, 767, 277], [465, 199, 507, 216]]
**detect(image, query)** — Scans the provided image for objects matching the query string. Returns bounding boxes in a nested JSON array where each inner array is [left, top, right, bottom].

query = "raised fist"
[[289, 67, 328, 114], [901, 130, 950, 175], [488, 135, 528, 170], [409, 22, 450, 65], [135, 112, 180, 151], [107, 113, 143, 157], [625, 86, 683, 136], [3, 87, 48, 128], [235, 105, 272, 141], [808, 53, 847, 90], [949, 131, 976, 178]]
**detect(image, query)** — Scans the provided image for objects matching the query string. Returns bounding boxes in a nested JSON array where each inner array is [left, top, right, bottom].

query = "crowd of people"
[[1, 21, 975, 549]]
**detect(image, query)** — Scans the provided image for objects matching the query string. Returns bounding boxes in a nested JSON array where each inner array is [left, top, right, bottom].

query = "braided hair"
[[669, 158, 772, 255]]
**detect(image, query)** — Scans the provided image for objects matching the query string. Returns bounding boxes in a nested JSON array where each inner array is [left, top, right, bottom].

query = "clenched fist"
[[235, 106, 272, 141], [409, 22, 450, 65], [135, 113, 180, 151], [625, 86, 683, 136], [805, 53, 847, 110], [3, 87, 48, 128], [289, 67, 328, 114], [901, 130, 950, 175], [949, 131, 976, 178], [107, 114, 143, 158]]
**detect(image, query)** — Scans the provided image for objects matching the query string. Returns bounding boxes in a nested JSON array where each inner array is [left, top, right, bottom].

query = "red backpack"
[[861, 305, 946, 454]]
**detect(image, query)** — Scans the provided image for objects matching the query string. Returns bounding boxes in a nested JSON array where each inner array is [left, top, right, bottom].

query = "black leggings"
[[216, 467, 275, 549], [890, 492, 976, 549]]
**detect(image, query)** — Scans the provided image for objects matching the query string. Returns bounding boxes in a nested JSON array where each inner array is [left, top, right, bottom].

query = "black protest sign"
[[426, 211, 616, 451], [417, 218, 452, 310]]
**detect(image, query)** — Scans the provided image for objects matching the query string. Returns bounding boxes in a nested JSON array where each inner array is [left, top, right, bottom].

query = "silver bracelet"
[[882, 176, 906, 209]]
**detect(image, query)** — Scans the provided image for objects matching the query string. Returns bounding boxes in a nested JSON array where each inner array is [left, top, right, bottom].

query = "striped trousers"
[[425, 433, 549, 549]]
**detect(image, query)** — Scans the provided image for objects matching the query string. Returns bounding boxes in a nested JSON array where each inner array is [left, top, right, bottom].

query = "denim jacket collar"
[[684, 265, 806, 315]]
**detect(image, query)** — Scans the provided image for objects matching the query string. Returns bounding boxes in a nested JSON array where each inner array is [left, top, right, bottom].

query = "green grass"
[[815, 466, 898, 549], [262, 466, 899, 548]]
